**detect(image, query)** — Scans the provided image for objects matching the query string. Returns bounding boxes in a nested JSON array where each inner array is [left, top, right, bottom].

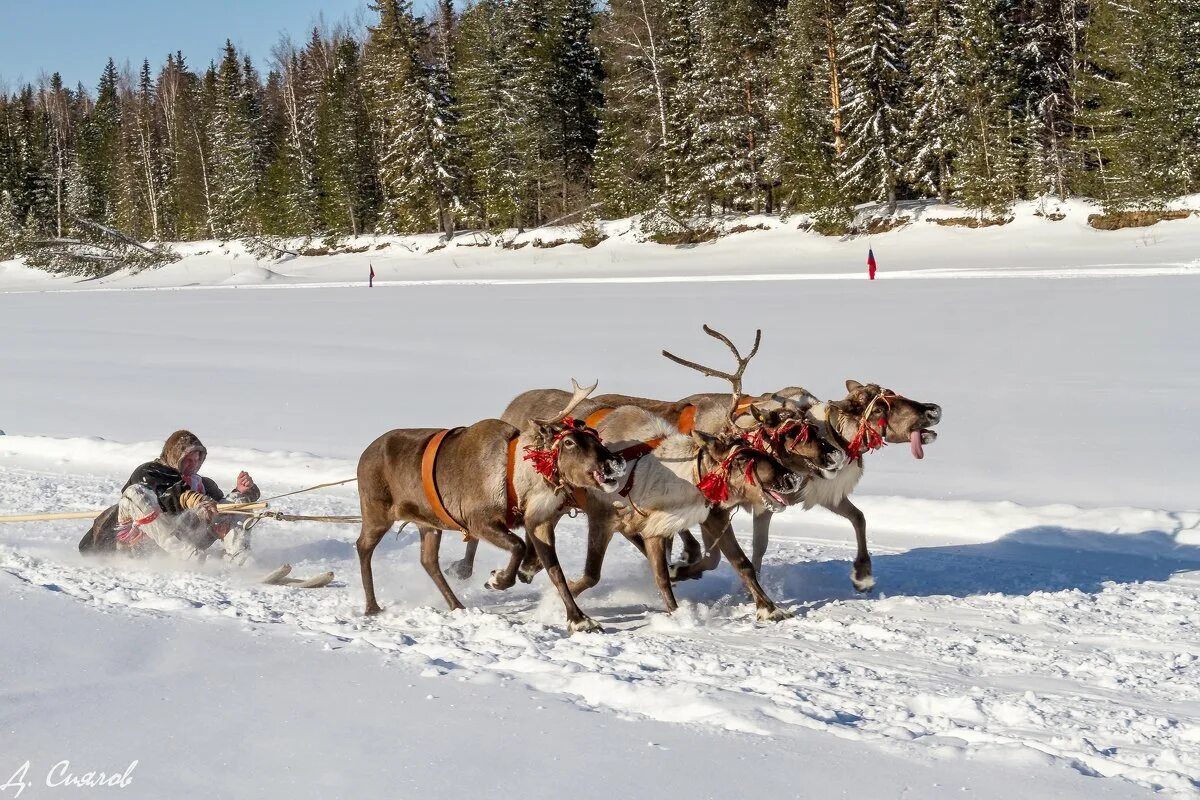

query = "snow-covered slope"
[[1, 211, 1197, 798]]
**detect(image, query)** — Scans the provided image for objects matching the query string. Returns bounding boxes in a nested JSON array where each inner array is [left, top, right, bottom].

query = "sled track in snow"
[[2, 457, 1199, 796]]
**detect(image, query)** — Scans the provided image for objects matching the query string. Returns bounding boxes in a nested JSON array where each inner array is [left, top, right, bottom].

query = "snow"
[[1, 205, 1197, 798]]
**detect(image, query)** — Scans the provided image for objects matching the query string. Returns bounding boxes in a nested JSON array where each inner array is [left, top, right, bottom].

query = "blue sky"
[[0, 0, 399, 92]]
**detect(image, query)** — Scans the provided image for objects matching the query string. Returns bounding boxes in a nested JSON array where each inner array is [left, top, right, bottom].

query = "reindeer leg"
[[449, 537, 479, 581], [528, 520, 602, 634], [568, 511, 614, 597], [517, 530, 545, 584], [469, 522, 527, 591], [676, 529, 703, 564], [706, 509, 793, 622], [643, 535, 678, 613], [356, 509, 394, 616], [419, 527, 465, 611], [669, 523, 723, 581], [750, 509, 774, 573], [828, 497, 873, 592]]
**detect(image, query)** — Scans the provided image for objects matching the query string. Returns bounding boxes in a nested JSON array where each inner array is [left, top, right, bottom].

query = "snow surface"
[[1, 205, 1197, 798]]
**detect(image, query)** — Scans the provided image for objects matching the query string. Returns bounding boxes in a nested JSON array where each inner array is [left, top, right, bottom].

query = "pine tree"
[[837, 0, 908, 211], [544, 0, 603, 212], [1073, 0, 1179, 209], [76, 60, 123, 225], [906, 0, 965, 202], [769, 0, 847, 220], [454, 0, 526, 228], [208, 42, 260, 236], [0, 190, 22, 259], [365, 0, 457, 234], [954, 0, 1019, 216]]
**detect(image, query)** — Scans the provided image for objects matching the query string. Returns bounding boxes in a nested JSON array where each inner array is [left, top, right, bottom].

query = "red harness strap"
[[421, 429, 466, 532]]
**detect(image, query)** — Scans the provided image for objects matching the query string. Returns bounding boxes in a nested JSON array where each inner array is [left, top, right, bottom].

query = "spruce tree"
[[837, 0, 908, 211], [208, 42, 259, 236]]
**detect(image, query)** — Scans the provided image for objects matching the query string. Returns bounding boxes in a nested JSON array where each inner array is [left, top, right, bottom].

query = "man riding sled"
[[79, 430, 260, 566]]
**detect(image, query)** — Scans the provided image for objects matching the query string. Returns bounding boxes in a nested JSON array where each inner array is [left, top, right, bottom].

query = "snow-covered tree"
[[837, 0, 907, 211], [365, 0, 457, 234], [207, 42, 260, 236]]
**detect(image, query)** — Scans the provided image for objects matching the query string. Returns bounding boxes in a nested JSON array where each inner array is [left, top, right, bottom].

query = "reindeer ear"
[[845, 379, 863, 392], [531, 420, 557, 442], [749, 405, 769, 424], [691, 429, 716, 446]]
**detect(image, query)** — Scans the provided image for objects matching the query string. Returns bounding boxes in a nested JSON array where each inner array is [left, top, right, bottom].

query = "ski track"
[[2, 453, 1198, 797]]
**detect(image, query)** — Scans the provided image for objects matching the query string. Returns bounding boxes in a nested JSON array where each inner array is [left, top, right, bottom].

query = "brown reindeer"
[[458, 328, 817, 621], [668, 380, 941, 590], [355, 380, 627, 633]]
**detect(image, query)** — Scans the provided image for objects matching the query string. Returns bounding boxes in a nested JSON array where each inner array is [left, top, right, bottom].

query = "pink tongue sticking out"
[[910, 431, 925, 460]]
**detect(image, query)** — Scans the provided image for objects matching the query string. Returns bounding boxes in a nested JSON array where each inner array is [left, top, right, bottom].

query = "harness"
[[747, 417, 812, 457], [694, 440, 773, 507], [420, 419, 602, 534], [586, 397, 753, 438], [420, 428, 528, 533], [831, 391, 897, 463]]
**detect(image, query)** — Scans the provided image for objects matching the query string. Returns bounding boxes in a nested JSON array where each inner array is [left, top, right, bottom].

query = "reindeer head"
[[748, 405, 848, 479], [692, 430, 799, 513], [526, 379, 627, 493], [831, 380, 942, 460]]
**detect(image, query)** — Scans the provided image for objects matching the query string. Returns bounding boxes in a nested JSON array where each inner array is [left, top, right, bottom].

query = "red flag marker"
[[867, 248, 877, 280], [369, 263, 375, 288]]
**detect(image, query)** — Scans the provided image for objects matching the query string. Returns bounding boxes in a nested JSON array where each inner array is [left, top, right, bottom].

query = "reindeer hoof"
[[668, 562, 700, 582], [568, 616, 604, 634], [756, 605, 794, 623], [517, 566, 539, 584], [486, 570, 515, 591], [449, 560, 474, 581], [851, 558, 874, 593], [364, 604, 383, 617]]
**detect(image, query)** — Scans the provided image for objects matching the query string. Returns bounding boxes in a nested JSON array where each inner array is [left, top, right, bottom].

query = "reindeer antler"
[[662, 325, 763, 424], [533, 378, 599, 425]]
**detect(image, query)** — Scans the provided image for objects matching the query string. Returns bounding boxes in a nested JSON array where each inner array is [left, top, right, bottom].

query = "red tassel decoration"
[[697, 470, 730, 505], [523, 447, 559, 480]]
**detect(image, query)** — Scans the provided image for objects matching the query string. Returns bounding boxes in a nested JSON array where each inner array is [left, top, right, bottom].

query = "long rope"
[[260, 477, 357, 503]]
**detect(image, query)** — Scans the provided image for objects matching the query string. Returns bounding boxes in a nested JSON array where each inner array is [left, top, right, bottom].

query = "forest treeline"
[[1, 0, 1197, 271]]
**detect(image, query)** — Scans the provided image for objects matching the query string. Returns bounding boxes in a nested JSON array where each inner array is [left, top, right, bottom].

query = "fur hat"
[[160, 430, 207, 472]]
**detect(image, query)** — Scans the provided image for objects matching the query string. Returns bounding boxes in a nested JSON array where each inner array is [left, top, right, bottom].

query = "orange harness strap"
[[421, 429, 465, 532], [505, 434, 521, 530], [617, 436, 666, 462], [676, 405, 698, 434], [585, 408, 613, 429]]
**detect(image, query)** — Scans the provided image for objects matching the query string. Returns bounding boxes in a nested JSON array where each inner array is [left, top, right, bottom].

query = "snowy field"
[[1, 211, 1198, 798]]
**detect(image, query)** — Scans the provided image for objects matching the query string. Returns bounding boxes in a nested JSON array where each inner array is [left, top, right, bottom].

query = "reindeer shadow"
[[757, 526, 1200, 608]]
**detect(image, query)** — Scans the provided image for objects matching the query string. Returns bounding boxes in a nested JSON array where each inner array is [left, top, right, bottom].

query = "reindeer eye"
[[563, 438, 576, 449]]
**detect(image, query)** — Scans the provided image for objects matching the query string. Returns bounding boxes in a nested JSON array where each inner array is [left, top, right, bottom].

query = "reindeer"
[[652, 380, 941, 591], [355, 380, 627, 633], [563, 394, 800, 621], [458, 328, 828, 621]]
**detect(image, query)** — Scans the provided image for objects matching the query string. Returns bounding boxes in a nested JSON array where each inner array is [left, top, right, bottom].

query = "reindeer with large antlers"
[[355, 380, 627, 633], [459, 327, 822, 621], [585, 374, 941, 591]]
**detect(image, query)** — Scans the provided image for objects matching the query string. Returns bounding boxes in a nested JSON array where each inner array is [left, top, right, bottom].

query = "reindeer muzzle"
[[595, 455, 627, 491]]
